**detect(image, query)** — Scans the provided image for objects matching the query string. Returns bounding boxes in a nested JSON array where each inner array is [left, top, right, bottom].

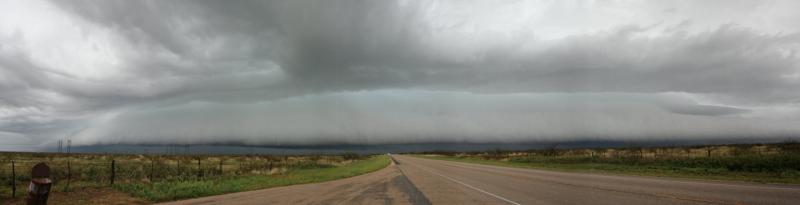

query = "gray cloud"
[[43, 0, 800, 101], [1, 0, 799, 149], [72, 91, 797, 146]]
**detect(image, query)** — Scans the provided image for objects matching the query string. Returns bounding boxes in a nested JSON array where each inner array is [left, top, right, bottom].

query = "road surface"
[[162, 155, 800, 205], [393, 155, 800, 205], [158, 160, 429, 205]]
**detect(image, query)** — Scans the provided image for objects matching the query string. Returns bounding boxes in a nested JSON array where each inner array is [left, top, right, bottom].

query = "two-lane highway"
[[392, 155, 800, 205], [163, 155, 800, 205]]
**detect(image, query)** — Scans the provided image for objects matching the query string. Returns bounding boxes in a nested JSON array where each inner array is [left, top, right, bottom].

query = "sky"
[[1, 0, 800, 151]]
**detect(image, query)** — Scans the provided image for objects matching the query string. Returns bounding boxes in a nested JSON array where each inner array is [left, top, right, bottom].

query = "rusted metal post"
[[27, 163, 52, 205], [110, 160, 115, 185], [11, 160, 16, 198]]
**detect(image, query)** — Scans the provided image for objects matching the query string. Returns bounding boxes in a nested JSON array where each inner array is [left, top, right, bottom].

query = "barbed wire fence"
[[1, 153, 355, 200]]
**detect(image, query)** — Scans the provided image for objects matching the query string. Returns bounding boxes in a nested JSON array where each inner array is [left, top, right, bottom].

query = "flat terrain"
[[395, 155, 800, 205], [157, 160, 429, 205], [417, 143, 800, 184], [0, 154, 389, 204], [163, 155, 800, 205]]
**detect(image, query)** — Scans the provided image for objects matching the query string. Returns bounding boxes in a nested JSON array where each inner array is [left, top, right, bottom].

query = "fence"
[[423, 142, 800, 159], [1, 154, 350, 199]]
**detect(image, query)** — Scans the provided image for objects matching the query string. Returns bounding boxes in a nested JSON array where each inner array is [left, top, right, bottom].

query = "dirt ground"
[[2, 187, 148, 205]]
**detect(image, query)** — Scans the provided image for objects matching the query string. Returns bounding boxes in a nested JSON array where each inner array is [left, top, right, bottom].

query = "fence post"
[[218, 160, 223, 176], [150, 159, 155, 182], [11, 160, 15, 198], [197, 158, 201, 180], [63, 160, 71, 191], [110, 160, 116, 185], [283, 156, 288, 169]]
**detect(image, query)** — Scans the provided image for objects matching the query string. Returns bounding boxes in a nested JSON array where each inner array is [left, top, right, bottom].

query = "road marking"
[[421, 158, 741, 205], [405, 158, 522, 205], [440, 158, 800, 191]]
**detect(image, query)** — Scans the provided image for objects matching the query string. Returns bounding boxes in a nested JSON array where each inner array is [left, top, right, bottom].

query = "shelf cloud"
[[1, 0, 799, 150]]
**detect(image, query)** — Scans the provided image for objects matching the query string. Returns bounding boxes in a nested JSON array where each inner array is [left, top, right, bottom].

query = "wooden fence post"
[[110, 160, 116, 185], [197, 158, 201, 180], [268, 160, 273, 172], [63, 160, 71, 191], [150, 159, 155, 182], [284, 156, 289, 169], [176, 159, 181, 179], [11, 160, 15, 198], [218, 160, 223, 176]]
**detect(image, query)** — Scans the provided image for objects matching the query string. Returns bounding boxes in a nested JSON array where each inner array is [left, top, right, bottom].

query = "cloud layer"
[[1, 0, 799, 150]]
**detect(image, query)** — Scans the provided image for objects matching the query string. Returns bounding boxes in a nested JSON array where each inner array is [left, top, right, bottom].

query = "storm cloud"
[[1, 0, 799, 150]]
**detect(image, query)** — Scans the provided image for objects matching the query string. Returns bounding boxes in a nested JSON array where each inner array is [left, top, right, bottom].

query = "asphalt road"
[[393, 155, 800, 205], [162, 155, 800, 205], [158, 160, 429, 205]]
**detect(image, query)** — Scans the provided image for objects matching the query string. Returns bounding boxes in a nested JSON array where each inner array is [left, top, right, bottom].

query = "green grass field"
[[417, 143, 800, 184], [1, 153, 390, 204], [115, 155, 390, 202]]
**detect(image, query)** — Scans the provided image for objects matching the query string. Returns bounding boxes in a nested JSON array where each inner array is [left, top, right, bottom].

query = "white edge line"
[[409, 161, 522, 205], [442, 158, 800, 191]]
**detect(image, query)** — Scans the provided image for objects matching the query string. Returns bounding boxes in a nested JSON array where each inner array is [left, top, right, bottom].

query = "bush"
[[507, 153, 800, 173], [341, 153, 363, 161]]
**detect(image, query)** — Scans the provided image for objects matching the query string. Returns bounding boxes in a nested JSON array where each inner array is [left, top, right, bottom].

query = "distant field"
[[0, 152, 390, 204], [416, 142, 800, 184]]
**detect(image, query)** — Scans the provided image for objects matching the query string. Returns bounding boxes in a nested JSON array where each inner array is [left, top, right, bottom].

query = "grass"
[[416, 154, 800, 184], [1, 152, 390, 204], [114, 155, 390, 202]]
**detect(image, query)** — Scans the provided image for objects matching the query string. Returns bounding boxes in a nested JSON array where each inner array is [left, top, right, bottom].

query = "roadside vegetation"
[[416, 142, 800, 184], [1, 152, 390, 204], [116, 155, 389, 202]]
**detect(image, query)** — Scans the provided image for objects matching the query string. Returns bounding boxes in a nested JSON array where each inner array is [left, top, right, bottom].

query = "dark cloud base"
[[59, 136, 800, 155]]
